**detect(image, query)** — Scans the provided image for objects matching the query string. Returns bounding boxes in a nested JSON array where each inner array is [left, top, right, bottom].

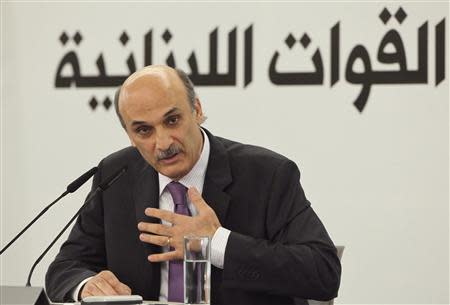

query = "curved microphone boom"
[[0, 167, 98, 255], [26, 165, 128, 287]]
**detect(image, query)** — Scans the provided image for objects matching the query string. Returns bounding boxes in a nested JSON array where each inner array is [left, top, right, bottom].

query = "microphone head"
[[66, 167, 98, 193]]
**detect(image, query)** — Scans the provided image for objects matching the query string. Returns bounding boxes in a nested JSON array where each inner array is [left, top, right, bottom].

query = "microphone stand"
[[0, 166, 98, 305], [25, 188, 100, 286], [0, 167, 98, 255], [1, 192, 67, 255], [26, 166, 127, 286]]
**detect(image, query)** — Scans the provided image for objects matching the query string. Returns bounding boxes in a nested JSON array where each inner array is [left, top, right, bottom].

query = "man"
[[46, 65, 341, 305]]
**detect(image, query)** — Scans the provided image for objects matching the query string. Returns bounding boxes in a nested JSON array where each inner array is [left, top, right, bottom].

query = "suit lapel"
[[133, 161, 160, 254], [131, 159, 161, 299], [202, 130, 233, 304], [202, 129, 232, 226]]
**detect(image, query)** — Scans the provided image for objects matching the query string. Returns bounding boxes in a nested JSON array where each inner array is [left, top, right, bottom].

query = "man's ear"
[[194, 98, 205, 124]]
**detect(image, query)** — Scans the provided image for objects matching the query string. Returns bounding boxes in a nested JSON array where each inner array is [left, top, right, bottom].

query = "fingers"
[[81, 281, 106, 298], [144, 208, 189, 224], [188, 187, 208, 211], [138, 222, 171, 236], [81, 271, 131, 299], [139, 233, 171, 247], [101, 271, 131, 295], [188, 187, 221, 237], [148, 250, 182, 262], [138, 192, 218, 263], [116, 283, 132, 295]]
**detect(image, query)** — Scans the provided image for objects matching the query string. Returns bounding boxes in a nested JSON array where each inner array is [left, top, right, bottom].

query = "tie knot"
[[166, 181, 187, 206]]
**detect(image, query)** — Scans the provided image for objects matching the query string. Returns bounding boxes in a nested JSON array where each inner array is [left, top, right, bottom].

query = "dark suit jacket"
[[45, 129, 341, 305]]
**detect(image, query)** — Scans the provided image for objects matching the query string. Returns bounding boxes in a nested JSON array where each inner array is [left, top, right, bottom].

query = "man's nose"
[[155, 128, 173, 151]]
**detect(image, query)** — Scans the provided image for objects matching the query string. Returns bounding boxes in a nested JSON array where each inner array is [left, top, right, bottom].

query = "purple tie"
[[166, 181, 190, 303]]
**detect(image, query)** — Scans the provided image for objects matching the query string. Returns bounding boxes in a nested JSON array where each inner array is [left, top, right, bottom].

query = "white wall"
[[1, 2, 448, 304]]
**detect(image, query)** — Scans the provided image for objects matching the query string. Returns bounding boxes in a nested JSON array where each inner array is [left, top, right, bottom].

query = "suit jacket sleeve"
[[221, 159, 341, 301], [45, 163, 107, 302]]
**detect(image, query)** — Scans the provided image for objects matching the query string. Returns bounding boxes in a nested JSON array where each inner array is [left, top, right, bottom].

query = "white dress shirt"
[[72, 129, 231, 301], [157, 129, 230, 301]]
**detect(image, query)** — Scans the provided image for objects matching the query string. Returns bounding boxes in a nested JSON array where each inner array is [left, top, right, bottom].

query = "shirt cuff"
[[71, 276, 93, 301], [211, 227, 231, 269]]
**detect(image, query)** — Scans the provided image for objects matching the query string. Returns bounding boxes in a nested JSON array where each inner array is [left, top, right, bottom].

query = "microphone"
[[0, 167, 98, 255], [26, 165, 128, 287], [66, 167, 99, 193]]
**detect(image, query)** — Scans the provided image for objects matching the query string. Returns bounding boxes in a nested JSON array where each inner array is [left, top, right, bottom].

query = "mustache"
[[156, 145, 182, 161]]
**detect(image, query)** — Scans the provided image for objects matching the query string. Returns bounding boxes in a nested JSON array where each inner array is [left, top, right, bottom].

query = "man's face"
[[119, 72, 204, 180]]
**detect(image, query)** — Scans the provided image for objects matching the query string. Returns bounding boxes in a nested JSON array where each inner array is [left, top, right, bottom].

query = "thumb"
[[188, 187, 207, 211]]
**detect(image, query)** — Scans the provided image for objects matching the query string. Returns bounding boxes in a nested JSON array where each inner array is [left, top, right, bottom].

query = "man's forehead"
[[120, 68, 182, 102], [117, 66, 190, 119], [123, 74, 167, 95], [123, 66, 175, 88]]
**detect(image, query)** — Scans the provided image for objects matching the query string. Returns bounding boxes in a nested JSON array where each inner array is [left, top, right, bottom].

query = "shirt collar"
[[158, 128, 210, 195]]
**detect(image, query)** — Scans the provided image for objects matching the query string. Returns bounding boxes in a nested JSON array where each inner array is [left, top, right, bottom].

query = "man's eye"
[[167, 115, 179, 125], [136, 126, 151, 135]]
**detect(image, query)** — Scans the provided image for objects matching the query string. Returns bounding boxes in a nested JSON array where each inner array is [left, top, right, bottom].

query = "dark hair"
[[114, 68, 197, 129], [113, 87, 125, 128], [175, 68, 197, 109]]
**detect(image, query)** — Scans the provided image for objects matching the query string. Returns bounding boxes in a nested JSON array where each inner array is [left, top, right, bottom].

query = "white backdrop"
[[1, 2, 448, 304]]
